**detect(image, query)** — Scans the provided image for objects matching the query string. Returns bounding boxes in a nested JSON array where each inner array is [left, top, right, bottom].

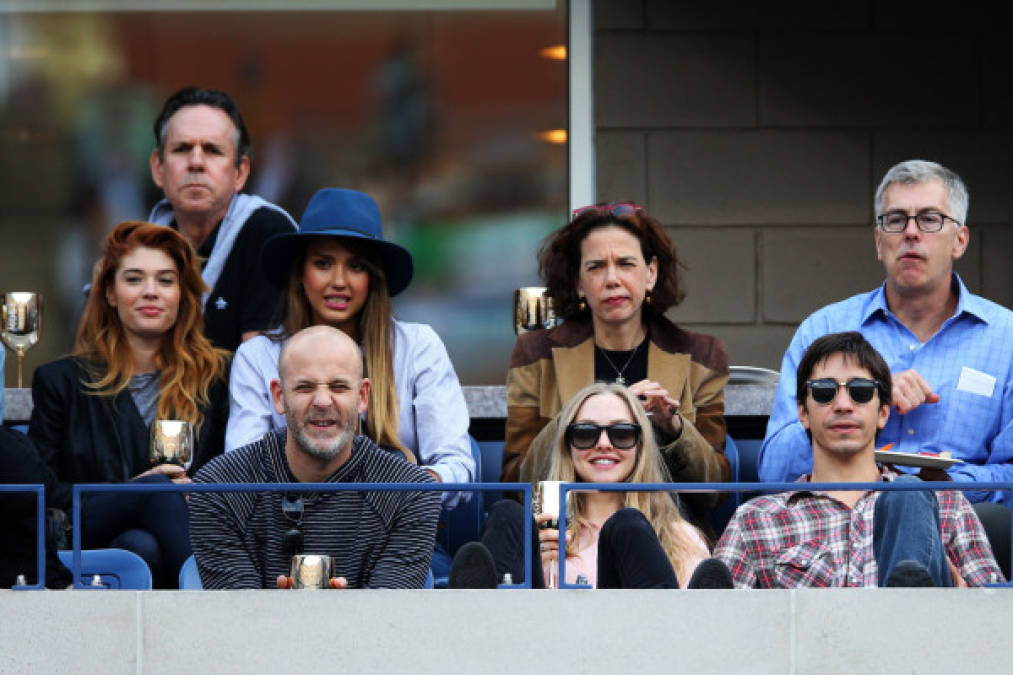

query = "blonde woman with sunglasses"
[[455, 383, 710, 588]]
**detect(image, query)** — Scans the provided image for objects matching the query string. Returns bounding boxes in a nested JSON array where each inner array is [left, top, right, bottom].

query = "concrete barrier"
[[1, 588, 1009, 673]]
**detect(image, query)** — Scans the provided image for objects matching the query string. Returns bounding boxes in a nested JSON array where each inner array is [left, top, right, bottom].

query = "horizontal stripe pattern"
[[190, 430, 440, 589]]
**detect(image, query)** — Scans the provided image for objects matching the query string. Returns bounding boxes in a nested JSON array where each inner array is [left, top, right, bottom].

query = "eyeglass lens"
[[807, 378, 878, 405], [879, 212, 946, 232], [567, 423, 640, 449]]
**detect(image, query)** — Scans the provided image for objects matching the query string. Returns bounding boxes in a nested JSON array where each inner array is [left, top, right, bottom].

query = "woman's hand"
[[135, 463, 192, 484], [536, 513, 570, 567], [628, 379, 683, 438]]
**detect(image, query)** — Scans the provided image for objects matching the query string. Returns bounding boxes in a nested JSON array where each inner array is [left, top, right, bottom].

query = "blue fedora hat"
[[262, 188, 414, 296]]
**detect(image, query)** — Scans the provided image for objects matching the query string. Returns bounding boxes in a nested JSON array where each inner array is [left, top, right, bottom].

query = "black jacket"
[[28, 357, 229, 510], [0, 427, 70, 587]]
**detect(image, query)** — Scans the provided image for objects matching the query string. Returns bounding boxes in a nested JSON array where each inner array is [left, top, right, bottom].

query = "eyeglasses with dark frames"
[[876, 211, 960, 233], [565, 422, 642, 450], [805, 378, 882, 405], [571, 200, 643, 219]]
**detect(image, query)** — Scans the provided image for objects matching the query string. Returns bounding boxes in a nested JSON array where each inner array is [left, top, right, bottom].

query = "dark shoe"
[[448, 542, 498, 589], [687, 558, 734, 589], [885, 560, 935, 587]]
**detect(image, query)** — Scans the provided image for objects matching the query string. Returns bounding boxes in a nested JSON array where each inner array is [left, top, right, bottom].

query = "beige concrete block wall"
[[595, 0, 1013, 370]]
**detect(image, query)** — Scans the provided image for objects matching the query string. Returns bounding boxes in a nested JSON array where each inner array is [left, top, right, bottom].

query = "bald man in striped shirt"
[[189, 326, 440, 589]]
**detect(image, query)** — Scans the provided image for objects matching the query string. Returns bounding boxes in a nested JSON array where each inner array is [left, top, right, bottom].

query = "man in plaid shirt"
[[715, 332, 1003, 588]]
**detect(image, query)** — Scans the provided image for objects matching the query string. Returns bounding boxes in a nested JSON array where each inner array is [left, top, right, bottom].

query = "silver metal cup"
[[533, 480, 574, 530], [290, 554, 334, 589], [513, 287, 558, 336], [1, 292, 43, 388], [150, 420, 194, 469]]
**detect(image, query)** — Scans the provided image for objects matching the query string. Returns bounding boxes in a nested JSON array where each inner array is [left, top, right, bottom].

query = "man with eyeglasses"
[[716, 332, 1002, 587], [759, 160, 1013, 508], [188, 326, 441, 589]]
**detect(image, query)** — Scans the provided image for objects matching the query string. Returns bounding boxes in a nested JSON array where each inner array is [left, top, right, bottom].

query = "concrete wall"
[[2, 588, 1012, 673], [594, 0, 1013, 369]]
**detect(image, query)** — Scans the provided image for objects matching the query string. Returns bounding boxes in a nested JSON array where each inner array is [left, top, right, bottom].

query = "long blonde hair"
[[274, 236, 412, 463], [544, 382, 705, 580], [73, 221, 228, 431]]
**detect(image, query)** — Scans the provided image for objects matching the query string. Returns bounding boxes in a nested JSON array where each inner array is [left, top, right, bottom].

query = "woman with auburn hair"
[[29, 220, 229, 588], [453, 382, 710, 588], [501, 202, 730, 524], [226, 188, 473, 507]]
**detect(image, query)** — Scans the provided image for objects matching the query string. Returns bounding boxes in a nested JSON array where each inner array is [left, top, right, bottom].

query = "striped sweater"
[[189, 430, 440, 589]]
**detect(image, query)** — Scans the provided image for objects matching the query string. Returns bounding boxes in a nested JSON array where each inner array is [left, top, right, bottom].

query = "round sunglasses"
[[565, 422, 642, 450]]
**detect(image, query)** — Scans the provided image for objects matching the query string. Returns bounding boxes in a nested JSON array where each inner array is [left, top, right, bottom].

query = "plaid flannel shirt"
[[714, 473, 1003, 588]]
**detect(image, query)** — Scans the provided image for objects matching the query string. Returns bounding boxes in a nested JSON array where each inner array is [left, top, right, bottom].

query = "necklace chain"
[[596, 341, 643, 385]]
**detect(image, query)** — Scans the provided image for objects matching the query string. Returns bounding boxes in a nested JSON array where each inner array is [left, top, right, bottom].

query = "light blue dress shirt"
[[759, 275, 1013, 505], [226, 319, 475, 507]]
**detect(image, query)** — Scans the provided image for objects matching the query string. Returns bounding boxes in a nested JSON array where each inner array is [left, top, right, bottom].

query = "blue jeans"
[[873, 476, 953, 587], [81, 474, 192, 589]]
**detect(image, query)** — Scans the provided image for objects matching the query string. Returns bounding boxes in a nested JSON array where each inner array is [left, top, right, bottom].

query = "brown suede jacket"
[[502, 316, 730, 510]]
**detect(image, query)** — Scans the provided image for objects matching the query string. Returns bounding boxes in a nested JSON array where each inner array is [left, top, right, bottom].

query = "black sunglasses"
[[805, 378, 881, 405], [565, 423, 641, 450], [282, 494, 305, 556]]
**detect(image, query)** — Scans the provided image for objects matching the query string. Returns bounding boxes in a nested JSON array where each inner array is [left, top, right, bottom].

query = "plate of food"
[[874, 444, 964, 469]]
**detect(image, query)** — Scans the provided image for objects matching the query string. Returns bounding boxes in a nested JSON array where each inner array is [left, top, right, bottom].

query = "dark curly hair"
[[538, 206, 685, 321]]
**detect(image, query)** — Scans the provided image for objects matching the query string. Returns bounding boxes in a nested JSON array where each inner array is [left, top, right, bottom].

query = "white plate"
[[874, 450, 963, 469]]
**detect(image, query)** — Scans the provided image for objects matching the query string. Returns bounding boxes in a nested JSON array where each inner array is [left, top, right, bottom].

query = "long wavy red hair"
[[73, 221, 227, 430]]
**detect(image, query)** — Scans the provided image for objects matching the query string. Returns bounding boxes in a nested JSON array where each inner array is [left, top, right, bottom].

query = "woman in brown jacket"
[[501, 202, 729, 519]]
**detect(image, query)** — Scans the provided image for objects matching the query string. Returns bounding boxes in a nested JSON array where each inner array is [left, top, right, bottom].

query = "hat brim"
[[261, 228, 414, 297]]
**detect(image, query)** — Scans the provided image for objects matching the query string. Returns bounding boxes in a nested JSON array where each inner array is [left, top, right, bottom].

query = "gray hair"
[[874, 160, 969, 226]]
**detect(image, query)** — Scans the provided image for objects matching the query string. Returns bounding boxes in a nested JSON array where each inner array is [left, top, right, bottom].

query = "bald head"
[[272, 325, 370, 475], [278, 325, 363, 384]]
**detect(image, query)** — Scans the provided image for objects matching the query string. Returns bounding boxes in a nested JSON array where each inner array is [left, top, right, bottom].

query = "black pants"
[[479, 501, 679, 588], [597, 508, 679, 588]]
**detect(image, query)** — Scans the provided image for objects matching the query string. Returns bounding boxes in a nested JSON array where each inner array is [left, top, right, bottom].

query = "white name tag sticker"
[[956, 366, 996, 398]]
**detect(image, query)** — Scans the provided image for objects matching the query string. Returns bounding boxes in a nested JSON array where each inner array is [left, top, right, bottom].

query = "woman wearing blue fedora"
[[225, 188, 475, 503]]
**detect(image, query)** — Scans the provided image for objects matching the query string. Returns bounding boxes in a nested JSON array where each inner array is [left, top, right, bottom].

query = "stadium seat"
[[706, 435, 740, 537], [433, 437, 485, 587], [58, 548, 153, 589], [179, 555, 202, 590], [435, 436, 484, 558], [477, 439, 505, 517], [972, 502, 1011, 582]]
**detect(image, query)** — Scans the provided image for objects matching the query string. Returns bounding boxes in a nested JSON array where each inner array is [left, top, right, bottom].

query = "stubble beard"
[[289, 408, 355, 461]]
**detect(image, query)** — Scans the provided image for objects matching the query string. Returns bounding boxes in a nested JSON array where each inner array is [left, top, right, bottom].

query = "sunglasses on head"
[[565, 422, 641, 450], [571, 201, 643, 219], [805, 378, 881, 405]]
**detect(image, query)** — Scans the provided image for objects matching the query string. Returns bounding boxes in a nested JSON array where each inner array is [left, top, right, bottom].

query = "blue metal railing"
[[555, 481, 1013, 589], [1, 484, 46, 590], [10, 479, 1011, 590], [70, 482, 532, 590]]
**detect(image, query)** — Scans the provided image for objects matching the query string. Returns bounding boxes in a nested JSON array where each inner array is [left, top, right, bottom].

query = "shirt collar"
[[785, 466, 893, 504], [861, 273, 991, 327]]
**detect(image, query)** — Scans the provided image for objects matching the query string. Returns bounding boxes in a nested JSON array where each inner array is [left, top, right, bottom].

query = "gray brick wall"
[[595, 0, 1013, 369]]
